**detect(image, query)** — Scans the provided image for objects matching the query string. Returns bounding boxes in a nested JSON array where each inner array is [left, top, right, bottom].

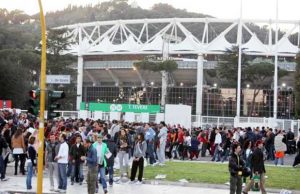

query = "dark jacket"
[[105, 139, 117, 167], [190, 137, 200, 151], [28, 145, 37, 166], [229, 153, 245, 176], [0, 135, 8, 155], [69, 143, 86, 163], [251, 147, 266, 174]]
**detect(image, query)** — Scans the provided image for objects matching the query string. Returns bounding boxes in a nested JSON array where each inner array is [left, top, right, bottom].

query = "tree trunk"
[[249, 88, 260, 116]]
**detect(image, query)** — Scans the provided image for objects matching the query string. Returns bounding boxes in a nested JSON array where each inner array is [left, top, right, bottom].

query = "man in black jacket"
[[0, 133, 8, 181], [70, 135, 86, 185], [243, 140, 266, 194], [229, 143, 245, 194]]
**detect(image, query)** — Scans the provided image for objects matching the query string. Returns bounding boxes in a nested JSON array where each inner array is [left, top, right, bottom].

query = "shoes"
[[128, 180, 135, 184], [49, 187, 55, 191], [59, 189, 66, 193], [242, 191, 248, 194], [104, 189, 108, 194], [1, 178, 8, 181], [95, 188, 98, 193], [71, 181, 74, 185], [158, 163, 165, 166], [135, 181, 142, 185], [152, 162, 159, 166], [79, 182, 82, 185]]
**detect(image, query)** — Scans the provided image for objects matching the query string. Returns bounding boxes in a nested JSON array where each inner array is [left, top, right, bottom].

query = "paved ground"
[[1, 153, 298, 194], [0, 175, 281, 194]]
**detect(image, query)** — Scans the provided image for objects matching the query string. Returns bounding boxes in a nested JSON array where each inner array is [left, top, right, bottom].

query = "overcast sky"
[[1, 0, 300, 20]]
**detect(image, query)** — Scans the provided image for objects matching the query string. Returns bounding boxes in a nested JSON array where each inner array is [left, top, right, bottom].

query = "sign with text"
[[81, 102, 160, 113], [0, 100, 12, 109], [46, 75, 70, 84]]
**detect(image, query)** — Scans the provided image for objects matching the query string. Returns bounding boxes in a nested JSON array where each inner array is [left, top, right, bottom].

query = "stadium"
[[57, 17, 300, 129]]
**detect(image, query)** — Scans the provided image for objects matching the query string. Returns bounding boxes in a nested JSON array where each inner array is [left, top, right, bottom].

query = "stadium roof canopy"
[[56, 18, 300, 57]]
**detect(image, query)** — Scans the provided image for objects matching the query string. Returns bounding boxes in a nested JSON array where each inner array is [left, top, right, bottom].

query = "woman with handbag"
[[11, 127, 26, 175]]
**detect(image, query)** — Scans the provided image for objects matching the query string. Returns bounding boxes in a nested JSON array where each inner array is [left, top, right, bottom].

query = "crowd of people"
[[0, 109, 300, 194]]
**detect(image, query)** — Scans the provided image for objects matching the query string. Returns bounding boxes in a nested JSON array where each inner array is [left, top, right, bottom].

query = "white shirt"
[[214, 133, 222, 145], [158, 127, 168, 144], [184, 136, 192, 146], [96, 143, 103, 165], [57, 142, 69, 164]]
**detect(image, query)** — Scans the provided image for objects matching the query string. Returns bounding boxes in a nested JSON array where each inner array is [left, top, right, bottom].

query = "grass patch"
[[143, 161, 300, 190]]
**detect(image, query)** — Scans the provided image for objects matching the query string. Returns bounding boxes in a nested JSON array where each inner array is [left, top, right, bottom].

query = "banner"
[[80, 102, 160, 113]]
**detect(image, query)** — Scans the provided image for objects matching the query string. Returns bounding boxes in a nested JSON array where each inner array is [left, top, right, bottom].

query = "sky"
[[1, 0, 300, 21]]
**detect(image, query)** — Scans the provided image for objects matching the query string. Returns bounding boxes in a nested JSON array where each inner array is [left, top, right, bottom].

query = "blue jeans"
[[147, 141, 156, 164], [67, 161, 72, 177], [58, 163, 68, 190], [98, 166, 107, 191], [212, 145, 221, 162], [0, 156, 5, 179], [107, 166, 114, 185], [26, 162, 33, 189], [275, 157, 284, 165], [221, 149, 230, 162], [71, 163, 84, 183]]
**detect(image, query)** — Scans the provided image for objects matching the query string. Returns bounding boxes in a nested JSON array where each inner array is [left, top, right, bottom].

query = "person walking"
[[45, 134, 60, 191], [26, 136, 36, 190], [93, 134, 109, 194], [229, 143, 245, 194], [104, 134, 117, 187], [82, 138, 97, 194], [55, 134, 69, 193], [11, 127, 26, 175], [129, 133, 147, 185], [274, 130, 286, 166], [212, 128, 222, 162], [243, 140, 267, 194]]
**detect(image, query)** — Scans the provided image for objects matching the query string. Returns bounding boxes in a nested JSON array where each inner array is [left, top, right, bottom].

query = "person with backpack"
[[129, 133, 147, 185], [243, 140, 267, 194], [45, 134, 60, 191], [242, 140, 253, 185]]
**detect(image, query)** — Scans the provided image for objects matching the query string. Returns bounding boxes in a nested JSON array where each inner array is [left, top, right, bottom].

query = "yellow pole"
[[37, 0, 47, 193]]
